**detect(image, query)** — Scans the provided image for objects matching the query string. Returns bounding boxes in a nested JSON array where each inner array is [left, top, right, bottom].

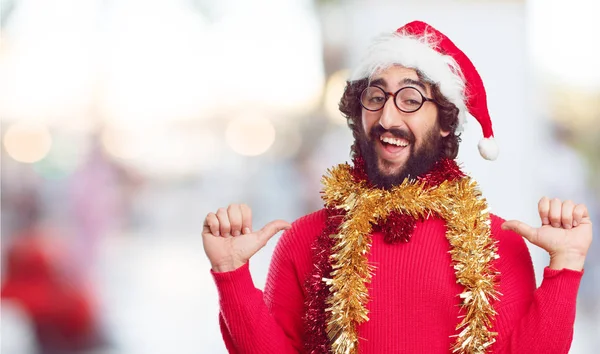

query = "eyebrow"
[[370, 77, 427, 91]]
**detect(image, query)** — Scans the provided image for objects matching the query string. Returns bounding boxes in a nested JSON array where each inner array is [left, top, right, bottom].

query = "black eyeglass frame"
[[359, 86, 436, 113]]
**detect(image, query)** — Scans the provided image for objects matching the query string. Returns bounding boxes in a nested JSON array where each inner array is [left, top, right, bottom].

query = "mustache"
[[369, 125, 415, 143]]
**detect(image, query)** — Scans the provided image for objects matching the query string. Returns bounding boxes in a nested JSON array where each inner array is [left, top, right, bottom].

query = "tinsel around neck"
[[304, 156, 500, 354]]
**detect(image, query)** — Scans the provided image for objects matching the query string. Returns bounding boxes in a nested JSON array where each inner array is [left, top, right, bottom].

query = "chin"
[[378, 159, 406, 176]]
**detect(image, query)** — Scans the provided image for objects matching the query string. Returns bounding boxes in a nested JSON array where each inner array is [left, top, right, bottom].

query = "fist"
[[502, 197, 593, 271], [202, 204, 291, 273]]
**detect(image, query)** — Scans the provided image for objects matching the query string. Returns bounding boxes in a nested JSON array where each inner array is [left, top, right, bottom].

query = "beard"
[[357, 124, 443, 189]]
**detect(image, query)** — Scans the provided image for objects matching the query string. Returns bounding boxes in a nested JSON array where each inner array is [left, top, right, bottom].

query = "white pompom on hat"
[[350, 21, 499, 160]]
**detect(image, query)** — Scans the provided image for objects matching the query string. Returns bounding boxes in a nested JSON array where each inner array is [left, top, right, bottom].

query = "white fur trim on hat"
[[478, 137, 499, 161], [350, 31, 468, 132]]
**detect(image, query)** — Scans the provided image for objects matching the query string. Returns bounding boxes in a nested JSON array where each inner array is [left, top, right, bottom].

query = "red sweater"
[[212, 209, 583, 353]]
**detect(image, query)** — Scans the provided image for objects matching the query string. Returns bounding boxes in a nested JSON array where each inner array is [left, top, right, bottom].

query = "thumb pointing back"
[[256, 220, 292, 244], [502, 220, 538, 244]]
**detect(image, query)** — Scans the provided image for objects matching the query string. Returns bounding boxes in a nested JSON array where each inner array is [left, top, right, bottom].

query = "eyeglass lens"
[[361, 86, 424, 112]]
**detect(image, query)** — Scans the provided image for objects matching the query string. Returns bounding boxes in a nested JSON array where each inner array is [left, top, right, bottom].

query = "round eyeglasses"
[[360, 86, 435, 113]]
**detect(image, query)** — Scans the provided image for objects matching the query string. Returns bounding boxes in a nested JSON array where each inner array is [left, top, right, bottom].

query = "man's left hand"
[[502, 197, 592, 271]]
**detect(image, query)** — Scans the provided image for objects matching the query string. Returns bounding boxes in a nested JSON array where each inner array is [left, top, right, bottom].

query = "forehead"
[[370, 65, 430, 93], [372, 65, 419, 80]]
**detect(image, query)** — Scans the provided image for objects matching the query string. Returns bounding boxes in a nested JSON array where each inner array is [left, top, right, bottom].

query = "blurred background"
[[1, 0, 598, 353]]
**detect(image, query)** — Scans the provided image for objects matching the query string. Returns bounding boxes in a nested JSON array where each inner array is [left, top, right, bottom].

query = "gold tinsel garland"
[[321, 164, 500, 354]]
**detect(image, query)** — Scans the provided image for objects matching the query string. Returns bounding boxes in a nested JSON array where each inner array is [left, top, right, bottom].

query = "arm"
[[211, 227, 305, 354], [496, 197, 592, 353], [492, 216, 584, 354]]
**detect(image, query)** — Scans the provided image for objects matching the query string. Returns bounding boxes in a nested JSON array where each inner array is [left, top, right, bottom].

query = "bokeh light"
[[225, 114, 276, 156], [3, 122, 53, 163], [32, 133, 90, 180]]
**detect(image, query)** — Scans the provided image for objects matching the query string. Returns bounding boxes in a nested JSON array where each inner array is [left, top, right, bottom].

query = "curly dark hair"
[[338, 76, 462, 159]]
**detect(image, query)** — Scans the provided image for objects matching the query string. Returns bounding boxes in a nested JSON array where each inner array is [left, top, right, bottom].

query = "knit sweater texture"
[[212, 209, 583, 353]]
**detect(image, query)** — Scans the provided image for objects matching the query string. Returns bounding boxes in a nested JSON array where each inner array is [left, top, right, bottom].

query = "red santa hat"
[[350, 21, 499, 160]]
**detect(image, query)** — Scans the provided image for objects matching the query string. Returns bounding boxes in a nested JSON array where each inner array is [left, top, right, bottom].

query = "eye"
[[361, 87, 387, 109], [397, 88, 423, 107], [403, 99, 420, 106]]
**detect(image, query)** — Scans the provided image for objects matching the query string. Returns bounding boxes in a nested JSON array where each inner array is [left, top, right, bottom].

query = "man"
[[202, 21, 592, 353]]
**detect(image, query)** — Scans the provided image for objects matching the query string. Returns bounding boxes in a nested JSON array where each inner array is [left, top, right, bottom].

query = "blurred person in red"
[[202, 21, 592, 353], [1, 232, 104, 354]]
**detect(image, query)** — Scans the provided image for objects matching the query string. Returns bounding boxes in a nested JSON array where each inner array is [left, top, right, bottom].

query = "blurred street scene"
[[1, 0, 599, 353]]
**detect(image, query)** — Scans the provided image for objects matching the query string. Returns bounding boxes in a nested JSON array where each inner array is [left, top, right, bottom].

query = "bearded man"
[[202, 21, 591, 354]]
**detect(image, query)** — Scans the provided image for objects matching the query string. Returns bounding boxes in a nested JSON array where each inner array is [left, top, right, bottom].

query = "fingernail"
[[232, 230, 240, 236], [216, 231, 220, 237], [573, 221, 578, 227], [243, 227, 251, 234], [543, 217, 549, 224], [565, 224, 572, 229]]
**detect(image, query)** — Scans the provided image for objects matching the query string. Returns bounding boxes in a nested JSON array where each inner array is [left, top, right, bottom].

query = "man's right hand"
[[202, 204, 292, 273]]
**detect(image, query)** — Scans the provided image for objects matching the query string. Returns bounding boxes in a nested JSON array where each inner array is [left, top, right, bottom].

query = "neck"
[[350, 152, 464, 189]]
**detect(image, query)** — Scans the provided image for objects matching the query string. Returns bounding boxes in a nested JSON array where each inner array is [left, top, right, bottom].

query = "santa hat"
[[350, 21, 498, 160]]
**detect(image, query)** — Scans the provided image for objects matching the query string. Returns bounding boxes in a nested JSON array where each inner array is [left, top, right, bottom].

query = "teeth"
[[380, 136, 409, 147]]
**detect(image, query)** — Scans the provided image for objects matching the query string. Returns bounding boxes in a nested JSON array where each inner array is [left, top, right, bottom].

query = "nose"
[[378, 95, 405, 130]]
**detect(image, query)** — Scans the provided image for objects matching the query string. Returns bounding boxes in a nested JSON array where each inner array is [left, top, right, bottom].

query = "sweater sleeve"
[[211, 227, 306, 354], [491, 216, 583, 354]]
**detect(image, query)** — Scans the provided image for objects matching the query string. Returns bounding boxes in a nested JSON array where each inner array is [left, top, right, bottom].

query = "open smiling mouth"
[[378, 136, 410, 158]]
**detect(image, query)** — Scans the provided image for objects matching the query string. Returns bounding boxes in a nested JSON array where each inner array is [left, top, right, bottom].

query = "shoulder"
[[489, 214, 534, 277], [273, 208, 328, 265], [489, 214, 529, 253], [277, 209, 328, 250], [488, 214, 536, 307], [292, 208, 329, 232]]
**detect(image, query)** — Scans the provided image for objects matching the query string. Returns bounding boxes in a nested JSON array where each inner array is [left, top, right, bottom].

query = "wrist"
[[549, 251, 586, 271], [211, 260, 247, 273]]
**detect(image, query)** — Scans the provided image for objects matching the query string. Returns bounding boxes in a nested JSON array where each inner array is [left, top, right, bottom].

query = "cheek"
[[412, 108, 439, 139], [361, 111, 379, 137]]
